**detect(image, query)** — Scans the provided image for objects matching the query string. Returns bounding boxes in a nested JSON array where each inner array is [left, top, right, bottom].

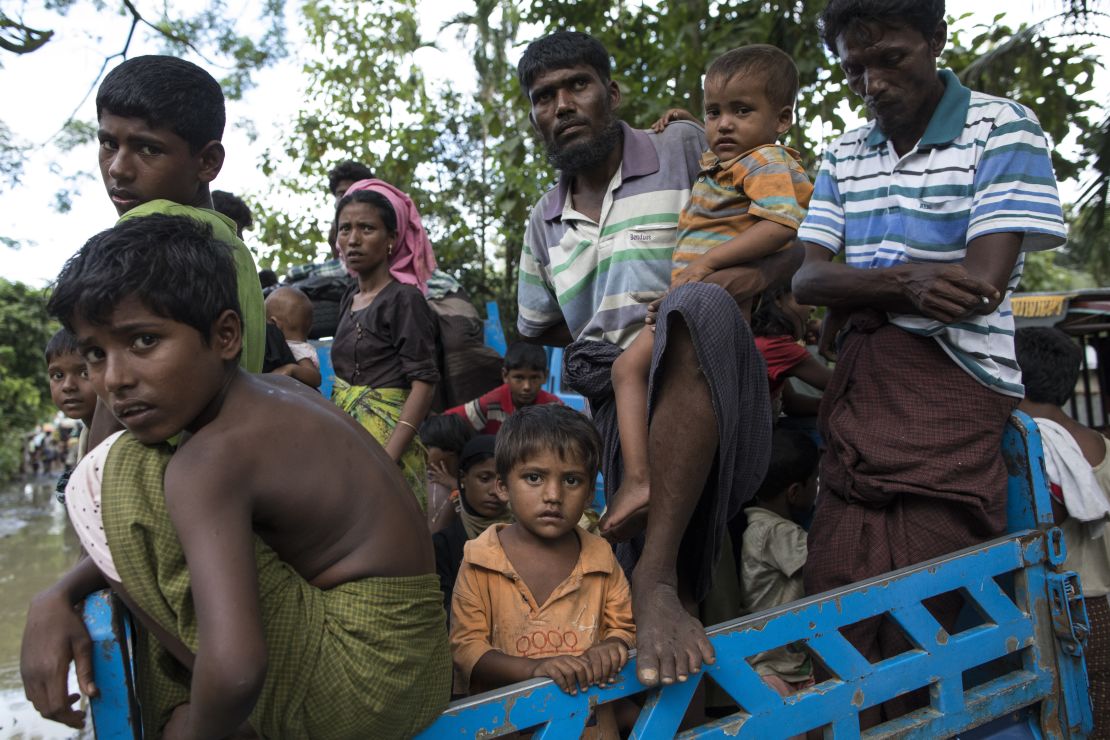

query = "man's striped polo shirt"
[[517, 120, 706, 348], [798, 69, 1066, 396]]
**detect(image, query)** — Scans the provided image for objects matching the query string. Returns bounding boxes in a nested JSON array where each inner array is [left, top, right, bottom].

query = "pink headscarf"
[[342, 178, 437, 295]]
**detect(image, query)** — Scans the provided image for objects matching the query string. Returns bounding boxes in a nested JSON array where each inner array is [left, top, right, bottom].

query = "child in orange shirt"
[[450, 404, 634, 737]]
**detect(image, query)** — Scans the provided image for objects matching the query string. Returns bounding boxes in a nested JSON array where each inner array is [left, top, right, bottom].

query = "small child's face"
[[72, 294, 239, 443], [496, 447, 592, 540], [703, 72, 792, 160], [47, 353, 97, 423], [427, 446, 460, 480], [462, 458, 507, 518], [789, 471, 819, 519], [502, 367, 548, 408], [98, 112, 217, 216], [265, 302, 290, 337]]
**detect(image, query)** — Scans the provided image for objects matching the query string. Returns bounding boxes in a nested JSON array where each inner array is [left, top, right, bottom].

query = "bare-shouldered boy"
[[22, 215, 449, 738]]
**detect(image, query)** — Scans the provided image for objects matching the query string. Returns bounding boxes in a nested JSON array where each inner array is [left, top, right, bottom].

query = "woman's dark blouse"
[[331, 281, 440, 389]]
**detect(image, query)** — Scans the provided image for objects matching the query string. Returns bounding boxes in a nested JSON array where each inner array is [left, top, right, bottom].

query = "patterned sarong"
[[101, 433, 451, 738], [804, 310, 1016, 717], [331, 380, 429, 511]]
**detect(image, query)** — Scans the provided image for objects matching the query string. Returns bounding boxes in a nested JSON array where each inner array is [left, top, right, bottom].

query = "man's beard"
[[546, 118, 623, 174]]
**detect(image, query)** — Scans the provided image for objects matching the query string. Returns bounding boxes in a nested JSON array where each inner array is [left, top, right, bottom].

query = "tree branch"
[[0, 15, 54, 55]]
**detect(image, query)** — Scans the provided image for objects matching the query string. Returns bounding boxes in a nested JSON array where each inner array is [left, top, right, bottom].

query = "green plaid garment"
[[101, 433, 451, 738]]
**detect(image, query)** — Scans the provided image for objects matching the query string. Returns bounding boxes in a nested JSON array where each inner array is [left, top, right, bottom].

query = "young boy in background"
[[605, 45, 812, 534], [45, 329, 97, 436], [740, 428, 819, 699], [22, 215, 450, 738], [265, 286, 322, 388], [446, 341, 563, 435], [450, 404, 634, 739], [1015, 327, 1110, 733], [44, 329, 98, 478]]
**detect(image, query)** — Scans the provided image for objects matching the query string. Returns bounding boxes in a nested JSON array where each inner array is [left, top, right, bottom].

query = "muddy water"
[[0, 476, 91, 739]]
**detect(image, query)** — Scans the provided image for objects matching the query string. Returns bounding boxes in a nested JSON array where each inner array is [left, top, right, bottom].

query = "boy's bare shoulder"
[[170, 374, 326, 472]]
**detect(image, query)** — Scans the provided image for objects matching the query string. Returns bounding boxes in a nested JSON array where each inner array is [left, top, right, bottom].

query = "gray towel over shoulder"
[[563, 281, 772, 602]]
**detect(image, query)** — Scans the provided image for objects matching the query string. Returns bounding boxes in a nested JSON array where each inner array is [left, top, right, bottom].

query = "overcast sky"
[[2, 1, 1106, 288]]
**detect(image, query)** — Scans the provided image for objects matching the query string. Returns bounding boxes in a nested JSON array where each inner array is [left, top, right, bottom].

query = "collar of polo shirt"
[[866, 69, 973, 150]]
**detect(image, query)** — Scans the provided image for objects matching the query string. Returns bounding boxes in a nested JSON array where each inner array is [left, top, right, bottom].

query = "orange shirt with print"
[[450, 523, 636, 690]]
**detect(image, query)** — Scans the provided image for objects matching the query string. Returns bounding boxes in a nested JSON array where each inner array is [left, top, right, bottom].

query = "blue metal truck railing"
[[411, 411, 1093, 739], [81, 415, 1093, 738]]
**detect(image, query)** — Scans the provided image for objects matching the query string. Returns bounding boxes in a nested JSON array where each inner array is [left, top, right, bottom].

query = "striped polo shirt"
[[673, 144, 812, 279], [798, 69, 1066, 396], [517, 120, 706, 348]]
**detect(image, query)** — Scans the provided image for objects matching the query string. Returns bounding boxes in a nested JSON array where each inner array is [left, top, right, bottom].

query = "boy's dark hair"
[[504, 342, 549, 373], [706, 45, 799, 110], [419, 414, 476, 453], [211, 190, 253, 233], [754, 428, 819, 501], [459, 435, 497, 473], [751, 286, 798, 339], [495, 404, 601, 480], [1015, 327, 1082, 407], [44, 328, 81, 363], [517, 31, 611, 95], [819, 0, 946, 56], [327, 161, 375, 197], [335, 190, 398, 235], [96, 55, 225, 154], [258, 269, 278, 289], [48, 214, 241, 345]]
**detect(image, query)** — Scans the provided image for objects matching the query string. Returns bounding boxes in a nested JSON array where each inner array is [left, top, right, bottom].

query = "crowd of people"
[[16, 0, 1109, 737]]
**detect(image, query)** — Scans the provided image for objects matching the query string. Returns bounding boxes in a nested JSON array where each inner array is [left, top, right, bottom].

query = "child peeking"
[[44, 329, 98, 499], [264, 286, 322, 388], [445, 341, 563, 435], [450, 404, 634, 738], [740, 428, 819, 700]]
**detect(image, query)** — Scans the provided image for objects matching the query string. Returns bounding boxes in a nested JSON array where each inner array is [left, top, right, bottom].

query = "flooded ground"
[[0, 475, 91, 739]]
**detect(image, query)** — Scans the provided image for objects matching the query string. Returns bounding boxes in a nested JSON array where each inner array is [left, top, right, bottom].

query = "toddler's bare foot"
[[631, 575, 714, 687], [600, 478, 650, 541]]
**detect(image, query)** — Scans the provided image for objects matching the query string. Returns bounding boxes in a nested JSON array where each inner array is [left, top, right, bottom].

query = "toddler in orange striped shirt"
[[604, 45, 813, 538]]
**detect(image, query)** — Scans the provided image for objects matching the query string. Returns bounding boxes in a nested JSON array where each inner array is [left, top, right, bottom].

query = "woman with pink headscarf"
[[330, 180, 440, 510]]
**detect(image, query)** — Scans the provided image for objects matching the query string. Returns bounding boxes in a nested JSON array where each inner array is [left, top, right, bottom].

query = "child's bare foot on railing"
[[600, 478, 651, 542]]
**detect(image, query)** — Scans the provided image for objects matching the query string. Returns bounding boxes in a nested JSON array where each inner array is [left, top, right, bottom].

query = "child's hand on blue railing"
[[582, 639, 630, 687], [532, 655, 591, 695]]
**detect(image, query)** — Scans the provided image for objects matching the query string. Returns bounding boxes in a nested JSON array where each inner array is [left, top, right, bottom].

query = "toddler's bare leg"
[[603, 331, 654, 540]]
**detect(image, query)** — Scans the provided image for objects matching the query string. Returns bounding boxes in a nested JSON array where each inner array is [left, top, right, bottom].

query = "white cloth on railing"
[[65, 431, 124, 582], [1035, 417, 1110, 530]]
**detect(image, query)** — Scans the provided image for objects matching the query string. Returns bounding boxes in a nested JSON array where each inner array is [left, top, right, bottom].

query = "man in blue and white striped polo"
[[792, 0, 1066, 711]]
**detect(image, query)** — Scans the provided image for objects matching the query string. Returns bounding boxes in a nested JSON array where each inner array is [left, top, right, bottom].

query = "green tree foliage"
[[258, 1, 1104, 307], [254, 0, 549, 315], [0, 280, 57, 482], [0, 0, 287, 227]]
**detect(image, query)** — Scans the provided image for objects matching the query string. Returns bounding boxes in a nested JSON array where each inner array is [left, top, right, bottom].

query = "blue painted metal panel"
[[416, 533, 1073, 739], [313, 339, 334, 399], [414, 414, 1093, 739], [483, 301, 508, 357], [82, 590, 141, 739]]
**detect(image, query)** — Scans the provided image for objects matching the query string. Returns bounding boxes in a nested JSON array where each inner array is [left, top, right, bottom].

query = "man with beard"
[[792, 0, 1065, 720], [515, 31, 786, 691]]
